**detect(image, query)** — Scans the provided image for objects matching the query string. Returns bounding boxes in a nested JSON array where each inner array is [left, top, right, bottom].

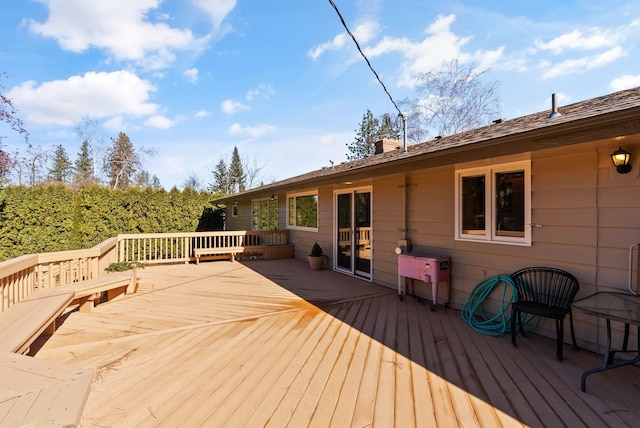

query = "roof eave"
[[214, 102, 640, 204]]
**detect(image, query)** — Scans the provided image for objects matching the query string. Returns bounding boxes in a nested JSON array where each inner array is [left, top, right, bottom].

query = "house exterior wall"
[[224, 199, 251, 231], [222, 137, 640, 353], [363, 140, 640, 352]]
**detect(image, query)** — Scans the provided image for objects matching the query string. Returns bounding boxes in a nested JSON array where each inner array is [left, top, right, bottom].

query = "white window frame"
[[286, 190, 319, 231], [455, 160, 531, 246], [231, 201, 238, 218]]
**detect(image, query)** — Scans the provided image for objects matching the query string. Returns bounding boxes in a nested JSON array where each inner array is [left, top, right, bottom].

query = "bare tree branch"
[[404, 59, 501, 143]]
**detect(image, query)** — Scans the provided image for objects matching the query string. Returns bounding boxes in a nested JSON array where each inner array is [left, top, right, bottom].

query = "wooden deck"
[[31, 259, 640, 427]]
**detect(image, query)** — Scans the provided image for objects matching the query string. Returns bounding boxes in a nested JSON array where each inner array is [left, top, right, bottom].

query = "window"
[[455, 160, 531, 245], [287, 192, 318, 230], [231, 201, 238, 217], [252, 198, 278, 230]]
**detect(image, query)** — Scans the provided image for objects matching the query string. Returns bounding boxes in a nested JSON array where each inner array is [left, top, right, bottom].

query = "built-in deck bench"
[[0, 269, 139, 355], [194, 244, 294, 264], [60, 269, 139, 313], [194, 247, 244, 264], [0, 288, 75, 355]]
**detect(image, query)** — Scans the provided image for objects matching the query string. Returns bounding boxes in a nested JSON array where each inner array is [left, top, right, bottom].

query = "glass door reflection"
[[335, 190, 371, 279]]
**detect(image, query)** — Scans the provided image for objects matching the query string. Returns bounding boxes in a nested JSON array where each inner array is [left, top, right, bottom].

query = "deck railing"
[[0, 230, 289, 311], [116, 230, 289, 264], [0, 237, 118, 311]]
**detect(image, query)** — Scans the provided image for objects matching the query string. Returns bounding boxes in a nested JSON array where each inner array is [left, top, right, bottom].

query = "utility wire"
[[327, 0, 402, 116]]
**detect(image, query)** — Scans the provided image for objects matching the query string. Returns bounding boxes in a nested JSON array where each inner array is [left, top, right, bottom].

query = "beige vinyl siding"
[[289, 188, 333, 265], [225, 199, 252, 231], [406, 168, 455, 252], [370, 173, 405, 287]]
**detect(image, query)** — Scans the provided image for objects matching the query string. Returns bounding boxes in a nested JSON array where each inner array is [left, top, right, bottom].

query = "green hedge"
[[0, 185, 223, 261]]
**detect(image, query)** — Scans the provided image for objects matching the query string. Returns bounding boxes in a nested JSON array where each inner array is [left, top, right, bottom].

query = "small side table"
[[572, 292, 640, 392]]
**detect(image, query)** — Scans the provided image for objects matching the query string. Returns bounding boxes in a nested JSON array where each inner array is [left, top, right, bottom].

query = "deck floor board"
[[29, 259, 640, 428]]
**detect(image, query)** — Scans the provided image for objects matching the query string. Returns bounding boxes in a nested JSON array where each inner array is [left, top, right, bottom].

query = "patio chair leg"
[[518, 310, 527, 338], [569, 311, 578, 350], [511, 308, 518, 346], [556, 318, 564, 360]]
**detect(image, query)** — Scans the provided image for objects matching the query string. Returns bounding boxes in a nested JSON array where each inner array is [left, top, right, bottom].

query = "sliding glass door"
[[335, 188, 372, 280]]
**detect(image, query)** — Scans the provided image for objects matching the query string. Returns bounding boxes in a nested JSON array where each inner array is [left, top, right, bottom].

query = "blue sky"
[[1, 0, 640, 189]]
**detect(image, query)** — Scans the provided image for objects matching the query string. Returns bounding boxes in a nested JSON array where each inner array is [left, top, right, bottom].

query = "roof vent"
[[547, 93, 562, 119]]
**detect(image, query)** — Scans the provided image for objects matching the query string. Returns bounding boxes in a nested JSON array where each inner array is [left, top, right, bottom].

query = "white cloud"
[[28, 0, 210, 69], [103, 115, 125, 131], [610, 74, 640, 91], [228, 123, 275, 138], [7, 70, 158, 126], [535, 28, 622, 54], [378, 14, 502, 87], [541, 46, 627, 79], [308, 33, 348, 60], [308, 14, 504, 87], [308, 21, 379, 60], [145, 115, 175, 129], [195, 109, 210, 118], [221, 99, 249, 115], [191, 0, 236, 29], [245, 83, 276, 101], [526, 20, 636, 79], [363, 35, 410, 58], [353, 21, 379, 44], [184, 68, 199, 83]]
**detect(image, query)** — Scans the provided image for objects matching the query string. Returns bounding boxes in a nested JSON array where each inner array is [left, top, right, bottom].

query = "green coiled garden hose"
[[461, 275, 539, 336]]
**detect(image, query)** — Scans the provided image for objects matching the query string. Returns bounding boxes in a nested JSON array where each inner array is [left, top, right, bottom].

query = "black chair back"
[[511, 267, 579, 312], [510, 266, 581, 360]]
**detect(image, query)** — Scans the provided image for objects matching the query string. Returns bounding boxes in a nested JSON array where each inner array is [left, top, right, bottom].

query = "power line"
[[327, 0, 402, 116]]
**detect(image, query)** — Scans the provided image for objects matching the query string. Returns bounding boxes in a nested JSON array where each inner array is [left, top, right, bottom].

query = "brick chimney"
[[374, 138, 402, 154]]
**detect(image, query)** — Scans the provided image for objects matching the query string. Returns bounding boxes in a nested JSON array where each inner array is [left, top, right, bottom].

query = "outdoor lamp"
[[610, 146, 632, 174]]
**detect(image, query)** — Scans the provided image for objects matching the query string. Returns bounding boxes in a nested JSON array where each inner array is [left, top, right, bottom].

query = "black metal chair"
[[510, 267, 580, 360]]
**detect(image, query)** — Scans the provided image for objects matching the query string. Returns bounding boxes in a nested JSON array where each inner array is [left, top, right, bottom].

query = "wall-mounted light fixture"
[[610, 146, 632, 174]]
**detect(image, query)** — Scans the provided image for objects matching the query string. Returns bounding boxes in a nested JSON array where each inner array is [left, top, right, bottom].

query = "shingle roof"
[[218, 86, 640, 200]]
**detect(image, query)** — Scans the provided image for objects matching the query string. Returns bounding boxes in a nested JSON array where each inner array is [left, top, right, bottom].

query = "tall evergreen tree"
[[74, 140, 95, 186], [48, 144, 72, 183], [106, 132, 139, 190], [150, 174, 162, 190], [209, 158, 230, 194], [229, 146, 245, 192], [346, 109, 380, 160], [207, 146, 250, 195]]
